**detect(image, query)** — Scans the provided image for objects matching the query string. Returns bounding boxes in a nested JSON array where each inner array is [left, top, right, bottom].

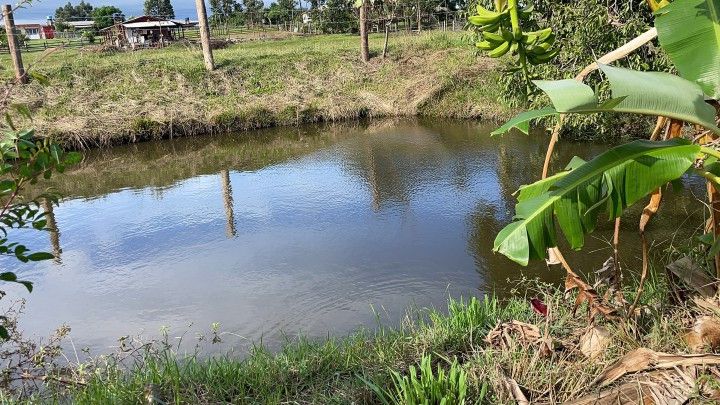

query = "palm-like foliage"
[[494, 139, 700, 265], [655, 0, 720, 100], [490, 0, 720, 267], [492, 64, 720, 137]]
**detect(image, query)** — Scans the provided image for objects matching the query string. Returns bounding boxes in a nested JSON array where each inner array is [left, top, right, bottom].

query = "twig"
[[627, 233, 649, 320]]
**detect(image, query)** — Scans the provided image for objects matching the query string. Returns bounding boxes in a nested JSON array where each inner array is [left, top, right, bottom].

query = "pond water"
[[1, 119, 707, 354]]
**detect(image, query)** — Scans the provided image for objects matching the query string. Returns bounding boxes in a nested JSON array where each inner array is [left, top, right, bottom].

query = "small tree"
[[210, 0, 242, 25], [92, 6, 123, 30], [317, 0, 356, 34], [243, 0, 264, 26], [266, 0, 296, 24], [144, 0, 175, 18]]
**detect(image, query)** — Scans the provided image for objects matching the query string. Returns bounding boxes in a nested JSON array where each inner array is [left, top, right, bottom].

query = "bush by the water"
[[474, 0, 671, 141]]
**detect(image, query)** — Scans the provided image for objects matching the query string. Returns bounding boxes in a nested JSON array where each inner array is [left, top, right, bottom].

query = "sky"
[[12, 1, 212, 24]]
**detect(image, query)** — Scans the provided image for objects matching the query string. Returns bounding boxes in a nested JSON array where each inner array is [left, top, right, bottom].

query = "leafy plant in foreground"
[[0, 122, 81, 338], [0, 2, 81, 339], [489, 0, 720, 269], [363, 355, 474, 405]]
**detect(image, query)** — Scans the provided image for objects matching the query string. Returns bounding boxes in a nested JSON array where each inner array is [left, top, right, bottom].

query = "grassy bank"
[[15, 276, 705, 404], [4, 32, 509, 148]]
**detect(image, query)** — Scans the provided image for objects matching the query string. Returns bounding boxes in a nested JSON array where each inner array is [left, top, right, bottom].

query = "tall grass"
[[20, 277, 694, 404], [4, 32, 509, 148]]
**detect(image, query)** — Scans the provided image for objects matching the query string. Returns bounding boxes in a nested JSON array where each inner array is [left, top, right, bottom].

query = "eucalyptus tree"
[[210, 0, 242, 25], [144, 0, 175, 18]]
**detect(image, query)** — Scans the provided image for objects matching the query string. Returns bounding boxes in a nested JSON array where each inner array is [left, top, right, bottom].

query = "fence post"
[[195, 0, 215, 71]]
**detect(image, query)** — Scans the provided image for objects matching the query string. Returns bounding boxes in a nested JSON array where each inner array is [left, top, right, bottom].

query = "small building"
[[42, 25, 55, 39], [16, 23, 45, 40], [101, 15, 184, 48]]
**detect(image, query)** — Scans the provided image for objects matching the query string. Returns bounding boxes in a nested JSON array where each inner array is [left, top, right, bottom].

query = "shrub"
[[473, 0, 671, 140]]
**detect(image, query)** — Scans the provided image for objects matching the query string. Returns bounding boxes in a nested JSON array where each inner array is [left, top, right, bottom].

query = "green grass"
[[2, 31, 510, 148], [17, 276, 696, 404]]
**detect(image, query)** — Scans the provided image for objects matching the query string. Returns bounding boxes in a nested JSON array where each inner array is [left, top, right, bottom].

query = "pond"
[[1, 118, 707, 354]]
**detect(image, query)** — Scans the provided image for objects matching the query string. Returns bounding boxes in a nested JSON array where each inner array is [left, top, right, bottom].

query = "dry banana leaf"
[[565, 271, 617, 321], [579, 326, 611, 360], [486, 321, 541, 348], [666, 256, 718, 299], [502, 375, 530, 405], [596, 348, 720, 387], [566, 369, 697, 405], [684, 316, 720, 353]]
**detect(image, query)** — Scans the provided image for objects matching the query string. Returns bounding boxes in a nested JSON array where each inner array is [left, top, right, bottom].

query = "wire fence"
[[194, 9, 467, 40], [1, 8, 468, 54], [0, 28, 98, 54]]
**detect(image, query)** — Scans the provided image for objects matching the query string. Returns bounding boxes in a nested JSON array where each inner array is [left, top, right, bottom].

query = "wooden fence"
[[0, 38, 96, 54]]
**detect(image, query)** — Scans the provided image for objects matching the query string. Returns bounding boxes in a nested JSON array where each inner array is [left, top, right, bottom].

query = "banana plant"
[[655, 0, 720, 100], [468, 0, 558, 96], [488, 0, 720, 266]]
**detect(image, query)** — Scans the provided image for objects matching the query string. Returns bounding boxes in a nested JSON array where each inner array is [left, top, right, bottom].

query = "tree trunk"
[[417, 3, 421, 32], [382, 22, 389, 58], [195, 0, 215, 71], [2, 5, 27, 84], [359, 1, 369, 62]]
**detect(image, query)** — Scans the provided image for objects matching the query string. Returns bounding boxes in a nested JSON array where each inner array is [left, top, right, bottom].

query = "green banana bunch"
[[467, 4, 509, 30], [468, 2, 559, 66], [522, 28, 559, 65]]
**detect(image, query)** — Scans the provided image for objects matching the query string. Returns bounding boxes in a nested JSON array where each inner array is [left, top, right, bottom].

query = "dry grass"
[[2, 31, 509, 149]]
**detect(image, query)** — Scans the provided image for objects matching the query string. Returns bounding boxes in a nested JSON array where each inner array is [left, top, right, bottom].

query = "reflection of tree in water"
[[41, 199, 62, 264], [341, 121, 463, 211], [221, 170, 236, 238]]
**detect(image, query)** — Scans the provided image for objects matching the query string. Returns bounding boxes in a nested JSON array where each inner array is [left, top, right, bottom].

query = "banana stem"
[[508, 0, 520, 33], [697, 169, 720, 188], [508, 0, 521, 37], [701, 146, 720, 161]]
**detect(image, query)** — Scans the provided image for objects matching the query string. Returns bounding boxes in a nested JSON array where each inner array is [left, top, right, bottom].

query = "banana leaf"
[[655, 0, 720, 100], [492, 64, 720, 136], [493, 139, 700, 265]]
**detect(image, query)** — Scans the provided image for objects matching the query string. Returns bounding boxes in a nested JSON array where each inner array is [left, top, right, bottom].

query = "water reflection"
[[41, 199, 62, 263], [0, 119, 707, 355], [220, 170, 236, 238]]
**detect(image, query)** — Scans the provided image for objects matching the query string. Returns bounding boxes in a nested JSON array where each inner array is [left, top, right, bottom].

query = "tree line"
[[209, 0, 467, 32]]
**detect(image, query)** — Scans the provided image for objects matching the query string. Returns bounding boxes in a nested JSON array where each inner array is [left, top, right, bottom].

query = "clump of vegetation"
[[363, 355, 475, 405], [472, 0, 671, 140]]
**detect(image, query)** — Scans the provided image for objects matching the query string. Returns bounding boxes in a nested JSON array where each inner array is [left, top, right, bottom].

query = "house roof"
[[16, 23, 43, 29], [67, 20, 95, 28], [99, 16, 179, 31], [171, 19, 199, 25], [123, 21, 178, 29]]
